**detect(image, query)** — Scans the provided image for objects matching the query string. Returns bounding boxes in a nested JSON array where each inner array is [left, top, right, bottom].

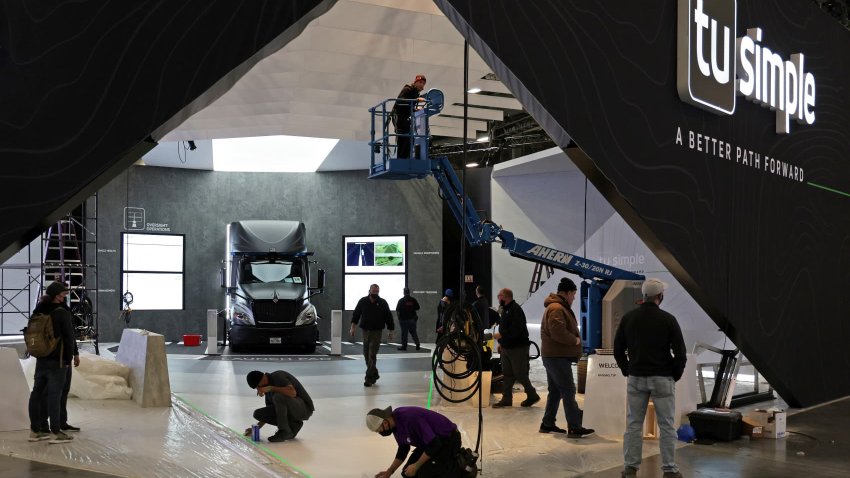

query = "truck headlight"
[[231, 302, 255, 326], [295, 304, 317, 326]]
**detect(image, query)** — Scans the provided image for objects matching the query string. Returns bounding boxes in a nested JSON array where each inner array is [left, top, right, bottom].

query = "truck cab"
[[223, 220, 325, 353]]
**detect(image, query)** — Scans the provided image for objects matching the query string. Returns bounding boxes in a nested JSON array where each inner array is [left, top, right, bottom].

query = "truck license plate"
[[270, 337, 282, 344]]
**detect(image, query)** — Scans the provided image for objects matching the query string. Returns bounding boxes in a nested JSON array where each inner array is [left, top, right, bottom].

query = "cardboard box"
[[742, 417, 764, 437], [746, 410, 786, 438]]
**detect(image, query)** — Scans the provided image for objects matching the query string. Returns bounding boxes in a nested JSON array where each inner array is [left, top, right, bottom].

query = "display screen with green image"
[[375, 241, 404, 266]]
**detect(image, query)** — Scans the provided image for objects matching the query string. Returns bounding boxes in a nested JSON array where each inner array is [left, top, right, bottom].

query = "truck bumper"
[[228, 323, 318, 348]]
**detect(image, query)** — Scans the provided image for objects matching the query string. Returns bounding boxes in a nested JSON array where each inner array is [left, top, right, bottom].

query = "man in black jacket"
[[471, 285, 492, 341], [27, 281, 76, 444], [395, 288, 420, 351], [350, 284, 394, 387], [492, 288, 539, 408], [392, 74, 426, 159], [614, 278, 686, 478]]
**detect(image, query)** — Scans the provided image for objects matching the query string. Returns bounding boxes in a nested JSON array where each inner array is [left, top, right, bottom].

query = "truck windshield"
[[240, 260, 304, 284]]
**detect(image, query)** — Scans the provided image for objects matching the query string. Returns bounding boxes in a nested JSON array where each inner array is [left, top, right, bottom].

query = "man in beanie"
[[367, 405, 463, 478], [539, 278, 594, 437], [28, 281, 77, 443], [243, 369, 314, 442], [614, 278, 686, 478], [392, 74, 427, 159], [395, 288, 421, 351], [492, 288, 539, 408]]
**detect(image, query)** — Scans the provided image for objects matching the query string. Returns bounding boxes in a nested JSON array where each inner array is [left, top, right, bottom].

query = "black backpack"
[[23, 312, 61, 358]]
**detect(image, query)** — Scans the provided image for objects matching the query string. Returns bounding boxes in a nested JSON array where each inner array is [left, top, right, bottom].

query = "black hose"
[[431, 302, 484, 458]]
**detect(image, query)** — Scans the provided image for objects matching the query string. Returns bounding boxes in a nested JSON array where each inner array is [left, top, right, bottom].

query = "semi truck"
[[221, 220, 325, 353]]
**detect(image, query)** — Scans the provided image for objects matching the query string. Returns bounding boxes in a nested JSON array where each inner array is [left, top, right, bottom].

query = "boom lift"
[[368, 90, 645, 353]]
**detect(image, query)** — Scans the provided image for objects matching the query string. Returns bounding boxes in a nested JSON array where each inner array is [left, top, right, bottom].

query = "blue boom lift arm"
[[368, 90, 644, 352]]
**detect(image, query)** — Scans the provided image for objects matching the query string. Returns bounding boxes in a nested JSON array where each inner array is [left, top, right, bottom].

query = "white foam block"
[[0, 347, 31, 431]]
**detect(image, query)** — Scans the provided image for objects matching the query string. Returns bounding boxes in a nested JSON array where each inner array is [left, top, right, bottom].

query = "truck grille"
[[252, 300, 298, 326]]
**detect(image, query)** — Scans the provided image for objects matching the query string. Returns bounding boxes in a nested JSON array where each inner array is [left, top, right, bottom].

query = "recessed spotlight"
[[467, 87, 482, 94]]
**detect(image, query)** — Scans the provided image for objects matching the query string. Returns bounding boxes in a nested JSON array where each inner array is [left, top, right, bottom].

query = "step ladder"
[[42, 197, 99, 354], [528, 263, 554, 298]]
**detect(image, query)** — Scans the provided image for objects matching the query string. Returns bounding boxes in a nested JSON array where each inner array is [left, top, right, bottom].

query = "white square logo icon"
[[677, 0, 737, 115]]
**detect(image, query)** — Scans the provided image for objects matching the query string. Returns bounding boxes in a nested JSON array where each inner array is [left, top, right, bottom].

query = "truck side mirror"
[[219, 265, 226, 288], [316, 269, 326, 290]]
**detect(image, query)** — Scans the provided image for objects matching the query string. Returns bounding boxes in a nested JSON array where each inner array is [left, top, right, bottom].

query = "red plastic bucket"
[[183, 334, 202, 346]]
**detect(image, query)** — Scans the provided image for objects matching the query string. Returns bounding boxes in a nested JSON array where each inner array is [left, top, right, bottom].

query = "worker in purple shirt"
[[367, 405, 463, 478]]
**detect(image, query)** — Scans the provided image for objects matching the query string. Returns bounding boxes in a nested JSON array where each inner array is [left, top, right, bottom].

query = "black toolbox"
[[687, 409, 742, 441]]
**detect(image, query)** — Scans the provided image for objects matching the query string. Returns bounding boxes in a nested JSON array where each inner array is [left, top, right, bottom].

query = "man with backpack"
[[27, 281, 77, 444]]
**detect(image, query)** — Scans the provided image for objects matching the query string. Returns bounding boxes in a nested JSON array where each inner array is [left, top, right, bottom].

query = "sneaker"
[[415, 345, 421, 351], [567, 426, 595, 438], [621, 467, 638, 477], [60, 423, 81, 432], [267, 431, 294, 443], [539, 424, 566, 434], [48, 431, 74, 444], [663, 472, 683, 478], [520, 393, 540, 407], [364, 381, 373, 387], [491, 401, 512, 408], [397, 346, 407, 351], [28, 431, 50, 442]]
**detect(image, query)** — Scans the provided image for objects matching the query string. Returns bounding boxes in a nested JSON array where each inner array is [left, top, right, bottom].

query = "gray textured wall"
[[96, 166, 442, 343]]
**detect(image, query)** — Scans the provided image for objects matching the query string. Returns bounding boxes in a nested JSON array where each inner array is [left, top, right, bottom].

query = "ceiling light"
[[476, 134, 489, 143], [212, 135, 339, 173], [467, 87, 482, 94], [466, 162, 479, 168]]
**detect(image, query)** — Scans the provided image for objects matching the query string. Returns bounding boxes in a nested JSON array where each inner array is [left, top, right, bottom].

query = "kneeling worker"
[[367, 405, 464, 478], [244, 370, 314, 442]]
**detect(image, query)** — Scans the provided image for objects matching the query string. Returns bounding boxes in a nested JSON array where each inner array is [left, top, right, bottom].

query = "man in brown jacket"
[[539, 278, 594, 438]]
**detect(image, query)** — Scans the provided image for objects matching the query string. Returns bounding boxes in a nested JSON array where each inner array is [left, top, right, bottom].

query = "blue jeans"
[[541, 357, 582, 429], [624, 376, 679, 473], [29, 360, 67, 433]]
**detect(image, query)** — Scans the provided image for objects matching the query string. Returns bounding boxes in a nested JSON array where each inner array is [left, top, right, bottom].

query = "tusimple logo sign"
[[677, 0, 816, 133]]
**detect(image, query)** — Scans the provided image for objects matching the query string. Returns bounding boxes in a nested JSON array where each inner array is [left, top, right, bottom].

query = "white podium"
[[583, 353, 700, 437], [205, 309, 220, 355], [582, 354, 628, 436], [330, 310, 342, 355]]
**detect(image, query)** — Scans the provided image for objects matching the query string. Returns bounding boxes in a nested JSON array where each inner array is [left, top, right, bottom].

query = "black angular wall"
[[0, 0, 336, 264], [435, 0, 850, 407]]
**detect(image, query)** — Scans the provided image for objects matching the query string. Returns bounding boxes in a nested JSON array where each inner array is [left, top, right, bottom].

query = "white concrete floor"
[[2, 343, 681, 477]]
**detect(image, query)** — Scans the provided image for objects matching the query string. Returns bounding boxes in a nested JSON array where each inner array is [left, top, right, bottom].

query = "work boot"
[[268, 431, 294, 442], [520, 393, 540, 407], [662, 472, 683, 478], [621, 467, 637, 477], [539, 423, 566, 434], [567, 426, 595, 438]]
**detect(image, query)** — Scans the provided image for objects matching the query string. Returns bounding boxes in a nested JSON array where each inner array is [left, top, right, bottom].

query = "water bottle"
[[251, 424, 260, 441]]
